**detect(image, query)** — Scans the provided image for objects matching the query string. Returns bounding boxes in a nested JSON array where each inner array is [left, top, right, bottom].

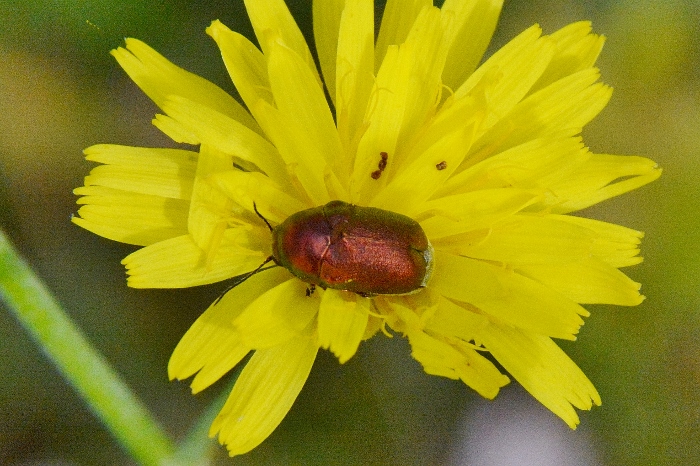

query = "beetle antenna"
[[213, 256, 276, 305], [253, 202, 273, 231]]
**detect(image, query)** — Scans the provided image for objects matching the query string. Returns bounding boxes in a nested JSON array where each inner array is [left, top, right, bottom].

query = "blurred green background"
[[0, 0, 697, 464]]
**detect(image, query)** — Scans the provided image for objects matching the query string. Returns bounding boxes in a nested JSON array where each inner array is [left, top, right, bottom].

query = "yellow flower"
[[73, 0, 660, 457]]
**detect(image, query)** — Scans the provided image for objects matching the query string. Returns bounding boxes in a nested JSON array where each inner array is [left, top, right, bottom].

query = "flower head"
[[73, 0, 660, 457]]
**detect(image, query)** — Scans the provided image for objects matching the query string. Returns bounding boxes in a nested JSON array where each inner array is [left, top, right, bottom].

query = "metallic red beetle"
[[271, 200, 433, 296]]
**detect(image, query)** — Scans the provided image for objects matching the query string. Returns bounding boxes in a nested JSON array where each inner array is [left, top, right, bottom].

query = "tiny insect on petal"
[[371, 152, 389, 180], [271, 200, 433, 296]]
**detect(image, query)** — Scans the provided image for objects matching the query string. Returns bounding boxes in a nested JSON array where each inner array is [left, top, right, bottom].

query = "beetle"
[[270, 200, 433, 296]]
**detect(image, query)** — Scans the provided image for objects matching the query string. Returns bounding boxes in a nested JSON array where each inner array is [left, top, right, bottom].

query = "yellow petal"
[[375, 0, 431, 70], [73, 186, 189, 246], [207, 20, 272, 117], [423, 295, 488, 343], [555, 216, 644, 268], [169, 267, 290, 392], [243, 0, 318, 82], [406, 329, 509, 398], [317, 290, 370, 363], [440, 0, 503, 91], [362, 314, 384, 340], [312, 0, 346, 104], [447, 214, 598, 265], [267, 40, 344, 178], [433, 212, 645, 272], [209, 170, 306, 225], [393, 6, 449, 161], [122, 232, 266, 288], [211, 331, 318, 456], [161, 96, 290, 189], [350, 44, 407, 203], [252, 100, 332, 206], [82, 145, 197, 200], [532, 21, 605, 93], [353, 7, 448, 202], [470, 68, 611, 157], [335, 0, 374, 153], [371, 120, 475, 215], [455, 24, 554, 131], [430, 250, 587, 340], [379, 294, 508, 398], [548, 154, 662, 213], [73, 144, 196, 245], [440, 137, 589, 198], [419, 188, 541, 239], [151, 114, 200, 145], [517, 258, 644, 305], [187, 145, 237, 258], [111, 38, 258, 132], [234, 278, 320, 348], [479, 321, 601, 428], [396, 91, 478, 174]]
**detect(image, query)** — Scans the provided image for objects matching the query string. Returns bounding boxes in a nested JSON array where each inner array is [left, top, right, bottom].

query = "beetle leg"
[[305, 284, 316, 297], [213, 256, 276, 304]]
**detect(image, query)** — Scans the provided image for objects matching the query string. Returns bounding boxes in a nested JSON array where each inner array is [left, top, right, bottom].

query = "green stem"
[[0, 230, 176, 465], [170, 370, 242, 465], [173, 387, 228, 464]]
